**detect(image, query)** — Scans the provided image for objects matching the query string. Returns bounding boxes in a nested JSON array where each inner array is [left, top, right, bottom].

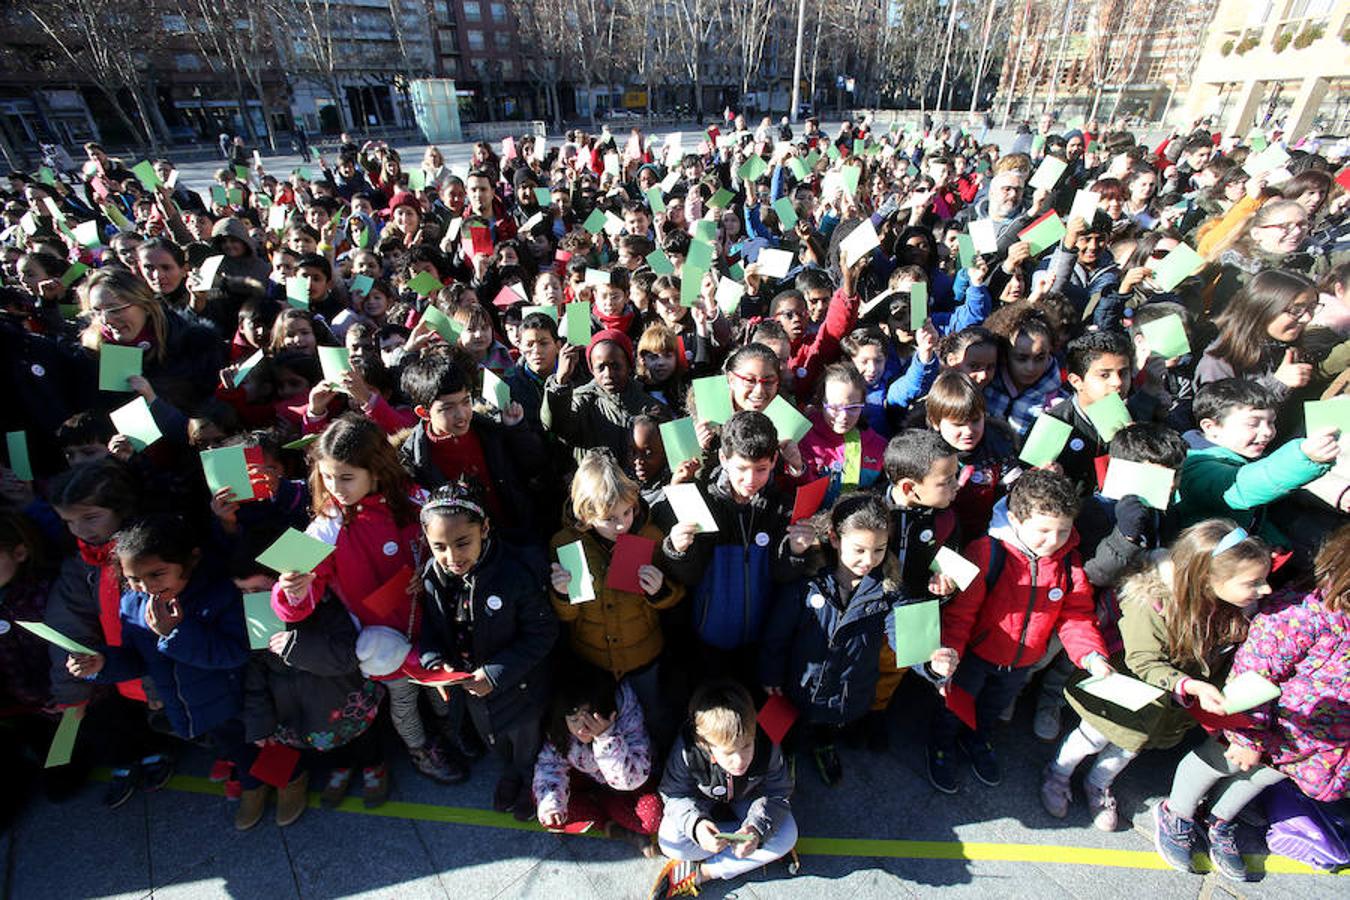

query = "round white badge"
[[809, 594, 825, 609], [712, 785, 727, 796], [0, 620, 9, 635], [486, 595, 503, 611], [1048, 587, 1064, 601], [382, 541, 399, 556], [971, 471, 987, 485], [1069, 438, 1085, 452], [755, 532, 770, 547], [795, 366, 808, 379], [30, 363, 45, 377], [919, 529, 934, 543]]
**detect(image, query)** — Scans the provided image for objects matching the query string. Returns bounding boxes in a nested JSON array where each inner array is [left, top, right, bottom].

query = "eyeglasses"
[[729, 370, 779, 389], [91, 303, 134, 318], [823, 402, 866, 414], [1283, 304, 1315, 320], [1258, 220, 1308, 235]]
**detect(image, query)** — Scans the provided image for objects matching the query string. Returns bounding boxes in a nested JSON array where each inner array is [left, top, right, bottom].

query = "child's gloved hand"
[[1113, 495, 1155, 545]]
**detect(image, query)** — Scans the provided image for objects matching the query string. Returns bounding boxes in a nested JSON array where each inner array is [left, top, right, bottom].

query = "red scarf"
[[77, 538, 147, 703], [596, 307, 635, 335]]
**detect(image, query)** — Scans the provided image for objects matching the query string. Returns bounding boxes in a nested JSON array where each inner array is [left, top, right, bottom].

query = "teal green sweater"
[[1175, 440, 1330, 545]]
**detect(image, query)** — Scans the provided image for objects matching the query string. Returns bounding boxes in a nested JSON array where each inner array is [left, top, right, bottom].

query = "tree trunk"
[[1090, 84, 1104, 122], [234, 73, 258, 143], [250, 74, 278, 151], [124, 83, 161, 152], [329, 75, 351, 132]]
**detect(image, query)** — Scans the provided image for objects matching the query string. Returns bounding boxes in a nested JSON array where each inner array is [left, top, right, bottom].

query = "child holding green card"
[[1039, 330, 1138, 491]]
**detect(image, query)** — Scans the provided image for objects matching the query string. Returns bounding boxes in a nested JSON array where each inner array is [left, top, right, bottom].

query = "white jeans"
[[658, 800, 798, 881]]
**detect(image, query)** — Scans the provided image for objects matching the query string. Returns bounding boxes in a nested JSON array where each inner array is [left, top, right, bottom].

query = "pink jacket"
[[271, 495, 423, 635], [797, 416, 886, 498], [1225, 590, 1350, 802]]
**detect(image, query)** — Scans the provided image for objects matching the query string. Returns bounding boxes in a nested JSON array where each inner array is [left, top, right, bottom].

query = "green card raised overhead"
[[764, 395, 811, 443], [1139, 314, 1191, 360], [407, 271, 444, 296], [772, 196, 798, 229], [1017, 211, 1067, 255], [285, 274, 311, 308], [1151, 243, 1205, 292], [109, 397, 163, 451], [420, 305, 462, 343], [5, 431, 32, 481], [131, 160, 161, 190], [582, 208, 607, 234], [645, 248, 675, 276], [564, 301, 592, 346]]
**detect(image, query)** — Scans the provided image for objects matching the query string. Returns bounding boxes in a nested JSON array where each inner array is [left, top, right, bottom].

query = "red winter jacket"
[[941, 529, 1106, 669], [788, 285, 859, 402]]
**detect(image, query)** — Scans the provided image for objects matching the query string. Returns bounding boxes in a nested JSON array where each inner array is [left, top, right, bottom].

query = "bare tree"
[[286, 0, 354, 132], [175, 2, 284, 149]]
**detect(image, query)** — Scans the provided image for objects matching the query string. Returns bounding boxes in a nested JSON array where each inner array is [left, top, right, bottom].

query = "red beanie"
[[587, 328, 633, 366]]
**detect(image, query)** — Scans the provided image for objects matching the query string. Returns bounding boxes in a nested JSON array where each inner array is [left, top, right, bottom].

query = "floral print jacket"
[[532, 682, 652, 821]]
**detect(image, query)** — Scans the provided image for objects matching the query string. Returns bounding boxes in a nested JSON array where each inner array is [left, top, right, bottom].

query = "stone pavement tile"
[[495, 845, 602, 899], [8, 789, 151, 900], [144, 786, 298, 899], [412, 816, 563, 898], [555, 829, 663, 900], [737, 856, 923, 899], [283, 808, 447, 899]]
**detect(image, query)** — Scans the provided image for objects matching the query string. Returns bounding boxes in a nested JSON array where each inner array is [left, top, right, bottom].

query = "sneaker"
[[208, 758, 233, 783], [1206, 817, 1249, 882], [1039, 765, 1072, 818], [926, 745, 958, 794], [960, 738, 1001, 786], [1084, 782, 1119, 831], [139, 755, 174, 792], [321, 768, 353, 809], [409, 744, 467, 784], [224, 778, 242, 800], [103, 766, 139, 809], [493, 774, 523, 812], [235, 786, 270, 831], [275, 771, 309, 827], [813, 744, 844, 787], [647, 859, 700, 899], [1153, 801, 1196, 873], [1033, 704, 1062, 742], [361, 765, 390, 809]]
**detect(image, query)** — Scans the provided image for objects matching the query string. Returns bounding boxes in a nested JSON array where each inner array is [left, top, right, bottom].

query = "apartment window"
[[464, 1, 481, 21], [494, 31, 510, 50], [500, 60, 514, 78], [1146, 57, 1167, 83], [467, 29, 485, 51], [441, 56, 458, 76], [490, 2, 507, 22]]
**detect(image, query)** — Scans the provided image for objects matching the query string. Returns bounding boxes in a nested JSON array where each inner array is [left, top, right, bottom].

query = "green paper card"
[[131, 161, 161, 190], [853, 139, 866, 156], [1085, 392, 1131, 442], [909, 282, 928, 332], [644, 185, 665, 214], [59, 304, 78, 320], [5, 431, 32, 481], [582, 208, 607, 234], [243, 591, 284, 650], [1151, 244, 1204, 292], [38, 166, 56, 186], [1018, 211, 1067, 255], [826, 144, 840, 161], [805, 150, 821, 168], [645, 249, 675, 275], [1031, 134, 1045, 154], [564, 301, 592, 346], [840, 166, 860, 196], [350, 274, 375, 297], [226, 187, 243, 206], [406, 168, 426, 191], [556, 540, 596, 603], [1019, 414, 1074, 467], [1101, 458, 1175, 510], [285, 275, 311, 308], [1077, 673, 1165, 712], [211, 185, 227, 206], [957, 233, 976, 269], [692, 375, 733, 424], [772, 197, 798, 229], [521, 304, 558, 322], [256, 528, 336, 574], [109, 397, 162, 451], [764, 395, 811, 443], [318, 346, 352, 386], [738, 155, 767, 183], [17, 620, 97, 656], [60, 262, 89, 288], [1139, 314, 1190, 359], [421, 306, 462, 344], [45, 706, 84, 768], [233, 349, 264, 388], [200, 445, 255, 501], [1222, 670, 1281, 714], [788, 157, 810, 180], [686, 239, 714, 270], [707, 188, 735, 209], [534, 187, 553, 207], [892, 601, 941, 668], [680, 264, 706, 307], [98, 344, 143, 392], [73, 219, 101, 248], [659, 417, 701, 470], [1305, 397, 1350, 435], [481, 366, 512, 411], [693, 219, 717, 243], [407, 271, 444, 296], [282, 434, 320, 451], [235, 164, 250, 181]]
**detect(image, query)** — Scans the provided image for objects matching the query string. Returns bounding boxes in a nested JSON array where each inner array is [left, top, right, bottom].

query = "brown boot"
[[275, 771, 310, 827], [235, 786, 270, 831]]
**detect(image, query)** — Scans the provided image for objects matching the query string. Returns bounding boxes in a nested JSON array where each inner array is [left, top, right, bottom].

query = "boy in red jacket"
[[927, 469, 1112, 794]]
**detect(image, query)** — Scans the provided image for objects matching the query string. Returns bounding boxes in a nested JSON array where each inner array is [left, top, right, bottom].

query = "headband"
[[1211, 526, 1249, 557], [422, 496, 485, 520]]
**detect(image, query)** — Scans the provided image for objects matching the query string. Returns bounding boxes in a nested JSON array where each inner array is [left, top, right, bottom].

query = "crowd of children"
[[1, 111, 1348, 895]]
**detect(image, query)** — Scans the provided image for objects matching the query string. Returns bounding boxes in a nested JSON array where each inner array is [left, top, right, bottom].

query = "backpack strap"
[[984, 539, 1005, 594]]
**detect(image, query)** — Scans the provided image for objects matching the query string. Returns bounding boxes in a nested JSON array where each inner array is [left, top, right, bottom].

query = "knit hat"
[[587, 328, 633, 366], [1064, 129, 1083, 144], [386, 191, 420, 216], [354, 626, 412, 677]]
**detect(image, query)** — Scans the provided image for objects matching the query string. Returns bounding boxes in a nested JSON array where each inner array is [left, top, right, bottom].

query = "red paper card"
[[502, 136, 518, 161], [469, 225, 493, 257], [1271, 548, 1294, 572], [757, 694, 799, 745], [546, 820, 595, 834], [249, 743, 300, 788], [945, 684, 977, 730], [1017, 209, 1058, 239], [1337, 168, 1350, 191], [791, 477, 831, 524], [607, 533, 656, 594], [1094, 454, 1110, 491], [493, 285, 524, 308], [362, 565, 413, 621], [243, 446, 276, 502]]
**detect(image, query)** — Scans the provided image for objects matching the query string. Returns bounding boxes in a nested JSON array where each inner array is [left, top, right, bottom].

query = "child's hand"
[[778, 439, 804, 477], [1224, 743, 1261, 772], [966, 257, 989, 286], [694, 419, 717, 450], [1275, 348, 1312, 389], [637, 564, 665, 596], [732, 828, 761, 858], [145, 594, 183, 637], [340, 369, 372, 407], [915, 320, 939, 362], [785, 523, 819, 555], [502, 401, 525, 427], [463, 667, 493, 697], [66, 652, 105, 678], [927, 573, 957, 596], [669, 522, 699, 554], [763, 685, 782, 696], [549, 562, 572, 595], [1002, 241, 1031, 273], [267, 631, 290, 656], [670, 458, 701, 485], [108, 434, 135, 461], [211, 487, 240, 529], [539, 810, 567, 829], [0, 469, 34, 506], [694, 819, 726, 854], [1184, 679, 1228, 715], [308, 383, 336, 416], [279, 571, 316, 603], [1119, 265, 1152, 294], [929, 648, 959, 678], [555, 344, 584, 383], [127, 375, 156, 403], [1086, 656, 1114, 679], [1300, 427, 1341, 464]]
